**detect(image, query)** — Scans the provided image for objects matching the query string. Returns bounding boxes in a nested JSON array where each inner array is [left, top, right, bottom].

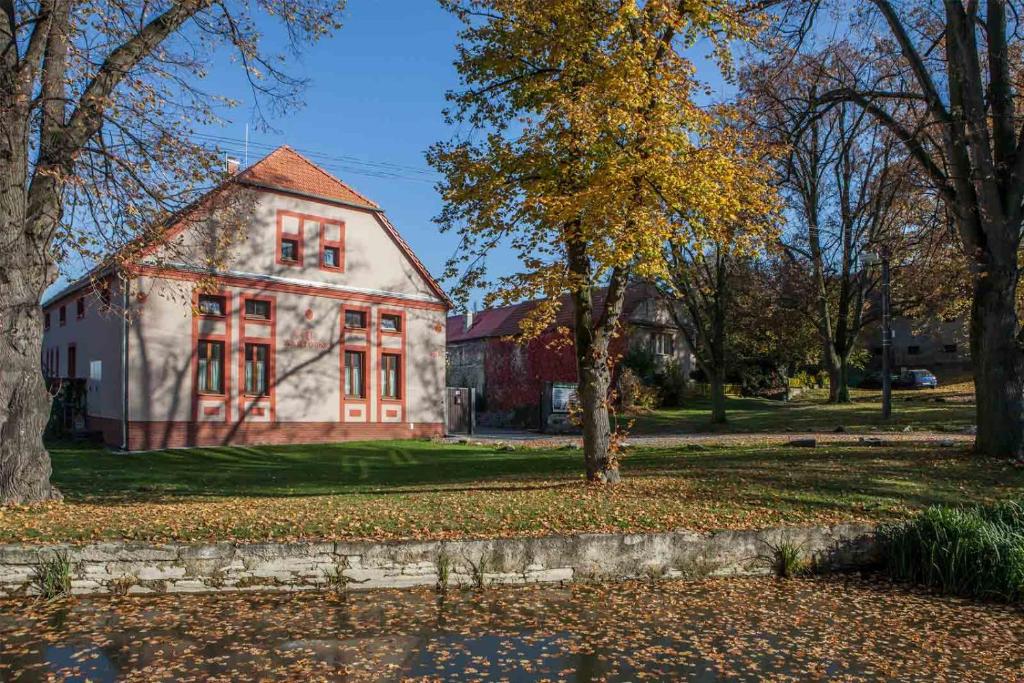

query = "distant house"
[[446, 283, 695, 427], [41, 146, 450, 450], [863, 315, 971, 375]]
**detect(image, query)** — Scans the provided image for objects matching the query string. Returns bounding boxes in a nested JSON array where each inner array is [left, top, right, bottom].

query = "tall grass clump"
[[879, 500, 1024, 602]]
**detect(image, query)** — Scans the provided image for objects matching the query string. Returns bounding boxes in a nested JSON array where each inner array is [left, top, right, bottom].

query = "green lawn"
[[628, 385, 976, 435], [0, 435, 1017, 544]]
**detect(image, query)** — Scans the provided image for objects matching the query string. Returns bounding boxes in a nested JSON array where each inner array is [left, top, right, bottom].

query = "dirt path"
[[452, 429, 973, 449]]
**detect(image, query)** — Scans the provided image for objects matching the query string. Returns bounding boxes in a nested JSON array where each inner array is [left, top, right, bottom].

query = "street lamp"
[[862, 250, 892, 420]]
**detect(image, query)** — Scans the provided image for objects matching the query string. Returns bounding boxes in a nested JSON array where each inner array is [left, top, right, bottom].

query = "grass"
[[627, 383, 976, 435], [31, 551, 72, 600], [880, 500, 1024, 602], [0, 435, 1020, 545]]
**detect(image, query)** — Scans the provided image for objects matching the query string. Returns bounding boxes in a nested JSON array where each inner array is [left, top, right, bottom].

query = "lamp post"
[[863, 250, 892, 420]]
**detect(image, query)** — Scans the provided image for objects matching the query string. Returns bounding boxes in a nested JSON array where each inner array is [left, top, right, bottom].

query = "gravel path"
[[449, 429, 973, 449]]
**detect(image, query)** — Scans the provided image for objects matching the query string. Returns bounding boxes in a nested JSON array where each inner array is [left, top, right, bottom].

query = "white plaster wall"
[[41, 280, 125, 419]]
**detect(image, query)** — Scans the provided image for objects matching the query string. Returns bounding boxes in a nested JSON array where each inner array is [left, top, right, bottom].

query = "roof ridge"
[[275, 146, 380, 209]]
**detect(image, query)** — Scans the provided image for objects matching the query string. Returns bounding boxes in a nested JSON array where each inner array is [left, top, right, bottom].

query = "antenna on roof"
[[244, 123, 249, 166]]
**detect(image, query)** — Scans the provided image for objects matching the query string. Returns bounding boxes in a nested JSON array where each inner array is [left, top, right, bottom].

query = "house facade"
[[446, 284, 695, 427], [41, 147, 450, 450]]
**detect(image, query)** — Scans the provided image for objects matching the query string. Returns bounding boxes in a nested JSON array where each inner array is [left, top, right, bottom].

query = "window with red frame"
[[320, 220, 344, 271]]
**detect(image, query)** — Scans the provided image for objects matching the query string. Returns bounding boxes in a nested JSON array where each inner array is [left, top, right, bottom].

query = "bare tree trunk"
[[0, 295, 61, 504], [825, 351, 851, 404], [970, 263, 1024, 459], [0, 125, 62, 504], [575, 347, 618, 483], [709, 367, 727, 424]]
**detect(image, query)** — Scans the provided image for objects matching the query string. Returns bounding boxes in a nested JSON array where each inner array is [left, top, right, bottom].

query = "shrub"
[[618, 367, 660, 412], [879, 500, 1024, 602], [622, 346, 658, 384], [657, 359, 689, 407]]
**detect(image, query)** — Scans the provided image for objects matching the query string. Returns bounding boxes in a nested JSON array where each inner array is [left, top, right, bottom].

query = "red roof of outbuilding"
[[447, 283, 657, 343]]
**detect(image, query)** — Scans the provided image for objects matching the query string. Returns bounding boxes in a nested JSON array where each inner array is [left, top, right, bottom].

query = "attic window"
[[280, 238, 298, 263]]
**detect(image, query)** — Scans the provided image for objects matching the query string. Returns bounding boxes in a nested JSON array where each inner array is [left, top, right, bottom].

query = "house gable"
[[144, 146, 449, 307]]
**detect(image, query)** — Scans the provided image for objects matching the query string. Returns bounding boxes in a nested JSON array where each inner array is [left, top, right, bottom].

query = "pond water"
[[1, 576, 1022, 681]]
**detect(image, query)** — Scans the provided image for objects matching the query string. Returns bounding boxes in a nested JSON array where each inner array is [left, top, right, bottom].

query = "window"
[[345, 310, 367, 329], [276, 211, 306, 267], [197, 340, 225, 394], [44, 311, 50, 330], [907, 345, 921, 356], [89, 360, 102, 382], [198, 294, 225, 317], [871, 346, 883, 356], [280, 238, 299, 263], [67, 346, 76, 378], [76, 297, 85, 319], [54, 348, 60, 376], [319, 220, 344, 272], [245, 299, 271, 320], [344, 351, 365, 398], [652, 332, 674, 356], [322, 246, 340, 268], [100, 284, 111, 308], [381, 353, 401, 399], [59, 305, 66, 326], [381, 314, 401, 333], [244, 343, 270, 396], [944, 343, 958, 354]]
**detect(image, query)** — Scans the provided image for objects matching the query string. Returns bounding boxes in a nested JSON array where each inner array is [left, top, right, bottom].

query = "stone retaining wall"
[[0, 524, 878, 598]]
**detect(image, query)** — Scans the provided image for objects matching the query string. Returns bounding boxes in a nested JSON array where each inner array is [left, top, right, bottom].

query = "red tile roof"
[[237, 145, 379, 208], [447, 283, 657, 343]]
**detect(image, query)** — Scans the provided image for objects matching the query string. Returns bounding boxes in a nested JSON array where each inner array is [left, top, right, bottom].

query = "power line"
[[191, 132, 441, 185]]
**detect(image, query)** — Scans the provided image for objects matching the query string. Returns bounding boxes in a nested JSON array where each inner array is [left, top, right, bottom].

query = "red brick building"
[[446, 284, 694, 427]]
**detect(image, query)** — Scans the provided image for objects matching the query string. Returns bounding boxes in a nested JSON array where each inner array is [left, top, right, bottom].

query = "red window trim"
[[319, 220, 345, 273], [191, 290, 232, 422], [195, 339, 227, 396], [375, 308, 406, 422], [379, 351, 403, 401], [238, 294, 276, 420], [379, 312, 403, 336], [197, 293, 228, 319], [242, 342, 272, 398], [339, 304, 371, 422], [242, 295, 274, 322], [343, 349, 368, 399], [276, 210, 306, 267]]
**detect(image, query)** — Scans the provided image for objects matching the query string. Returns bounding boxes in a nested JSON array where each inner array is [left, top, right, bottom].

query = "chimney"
[[226, 157, 241, 175], [464, 309, 474, 332]]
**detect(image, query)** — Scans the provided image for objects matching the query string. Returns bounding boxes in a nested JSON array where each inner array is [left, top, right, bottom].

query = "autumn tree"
[[772, 1, 1024, 459], [744, 48, 933, 403], [430, 0, 764, 483], [661, 124, 779, 423], [0, 0, 345, 504]]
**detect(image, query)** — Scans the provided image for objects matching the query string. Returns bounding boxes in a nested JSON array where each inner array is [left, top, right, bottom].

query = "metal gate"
[[445, 387, 475, 435]]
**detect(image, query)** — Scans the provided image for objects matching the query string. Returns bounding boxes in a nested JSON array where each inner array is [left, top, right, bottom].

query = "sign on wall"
[[551, 382, 578, 414]]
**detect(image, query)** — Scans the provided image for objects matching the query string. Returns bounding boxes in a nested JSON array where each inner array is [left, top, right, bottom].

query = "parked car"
[[893, 369, 939, 389]]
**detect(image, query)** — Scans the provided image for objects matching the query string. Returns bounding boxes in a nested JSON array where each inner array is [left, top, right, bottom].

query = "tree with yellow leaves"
[[430, 0, 771, 483]]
